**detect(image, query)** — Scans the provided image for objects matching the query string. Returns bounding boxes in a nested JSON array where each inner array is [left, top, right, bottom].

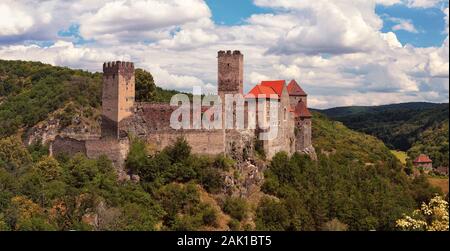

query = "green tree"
[[135, 68, 155, 102], [0, 136, 32, 171]]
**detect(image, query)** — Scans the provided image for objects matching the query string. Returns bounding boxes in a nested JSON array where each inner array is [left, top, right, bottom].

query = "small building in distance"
[[436, 166, 449, 176], [413, 154, 433, 173]]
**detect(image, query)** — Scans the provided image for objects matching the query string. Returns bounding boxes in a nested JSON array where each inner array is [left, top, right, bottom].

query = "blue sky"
[[205, 0, 448, 48], [377, 4, 448, 47]]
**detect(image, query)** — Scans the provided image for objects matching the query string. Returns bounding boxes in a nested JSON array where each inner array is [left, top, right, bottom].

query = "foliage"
[[257, 147, 442, 231], [0, 136, 32, 171], [312, 112, 398, 165], [0, 60, 102, 138], [407, 120, 449, 167], [319, 102, 449, 166], [222, 197, 248, 221], [255, 197, 290, 231], [135, 68, 156, 102], [129, 137, 224, 194], [396, 195, 449, 231]]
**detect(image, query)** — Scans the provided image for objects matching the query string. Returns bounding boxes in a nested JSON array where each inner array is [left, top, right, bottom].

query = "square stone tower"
[[101, 61, 135, 139], [218, 50, 243, 98]]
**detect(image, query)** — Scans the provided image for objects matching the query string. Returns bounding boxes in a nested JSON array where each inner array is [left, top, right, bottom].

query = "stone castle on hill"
[[51, 50, 315, 170]]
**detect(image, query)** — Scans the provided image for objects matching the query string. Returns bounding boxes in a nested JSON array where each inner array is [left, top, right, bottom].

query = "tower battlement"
[[103, 61, 134, 77], [218, 50, 242, 57]]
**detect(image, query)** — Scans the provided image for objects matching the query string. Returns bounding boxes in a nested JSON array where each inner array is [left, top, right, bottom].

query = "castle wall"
[[85, 138, 130, 169], [289, 95, 307, 108], [119, 103, 227, 156], [295, 117, 312, 151], [261, 87, 295, 159], [51, 135, 87, 157]]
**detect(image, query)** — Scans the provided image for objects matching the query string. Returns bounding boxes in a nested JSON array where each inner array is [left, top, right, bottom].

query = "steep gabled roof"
[[293, 100, 312, 118], [413, 154, 433, 163], [260, 80, 286, 97], [287, 79, 307, 96], [245, 85, 280, 99]]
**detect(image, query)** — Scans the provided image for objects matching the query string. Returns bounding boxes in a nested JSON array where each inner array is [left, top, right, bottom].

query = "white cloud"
[[79, 0, 211, 43], [390, 18, 419, 33], [406, 0, 443, 8], [0, 2, 34, 36], [253, 0, 391, 55]]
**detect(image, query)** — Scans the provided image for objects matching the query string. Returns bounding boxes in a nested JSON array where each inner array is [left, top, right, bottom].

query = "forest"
[[319, 103, 449, 167]]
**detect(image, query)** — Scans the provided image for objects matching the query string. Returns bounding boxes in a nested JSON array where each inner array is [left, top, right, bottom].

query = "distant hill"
[[317, 102, 449, 167]]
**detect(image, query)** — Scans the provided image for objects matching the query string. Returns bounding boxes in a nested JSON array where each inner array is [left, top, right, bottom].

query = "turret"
[[101, 61, 135, 139]]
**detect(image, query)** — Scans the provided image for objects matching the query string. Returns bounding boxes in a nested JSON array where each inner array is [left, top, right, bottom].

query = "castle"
[[52, 50, 315, 171]]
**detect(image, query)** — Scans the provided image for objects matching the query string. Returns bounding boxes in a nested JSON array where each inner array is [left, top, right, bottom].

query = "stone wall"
[[261, 86, 295, 159], [218, 50, 243, 98], [50, 135, 87, 157], [85, 138, 130, 171], [120, 103, 227, 156]]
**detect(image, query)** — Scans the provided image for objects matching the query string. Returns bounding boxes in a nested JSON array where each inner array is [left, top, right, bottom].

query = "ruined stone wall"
[[85, 138, 130, 170], [50, 135, 87, 157]]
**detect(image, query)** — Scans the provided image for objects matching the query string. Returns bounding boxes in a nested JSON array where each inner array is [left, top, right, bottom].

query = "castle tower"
[[101, 61, 135, 139], [293, 100, 312, 152], [218, 50, 243, 99]]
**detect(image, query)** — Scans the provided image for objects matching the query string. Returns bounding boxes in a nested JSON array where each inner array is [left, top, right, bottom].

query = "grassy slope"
[[312, 111, 397, 165]]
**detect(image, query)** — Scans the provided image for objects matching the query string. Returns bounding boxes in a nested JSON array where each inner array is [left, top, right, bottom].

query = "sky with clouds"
[[0, 0, 448, 108]]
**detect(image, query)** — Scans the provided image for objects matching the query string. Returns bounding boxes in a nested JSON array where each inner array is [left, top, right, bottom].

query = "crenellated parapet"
[[103, 61, 135, 79]]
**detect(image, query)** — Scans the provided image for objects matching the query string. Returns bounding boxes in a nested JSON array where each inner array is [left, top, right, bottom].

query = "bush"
[[255, 197, 289, 231], [228, 218, 240, 231], [222, 197, 248, 221]]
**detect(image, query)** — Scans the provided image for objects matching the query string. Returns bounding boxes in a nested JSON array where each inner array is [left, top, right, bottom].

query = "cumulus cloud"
[[253, 0, 392, 55], [79, 0, 211, 43], [0, 0, 448, 108]]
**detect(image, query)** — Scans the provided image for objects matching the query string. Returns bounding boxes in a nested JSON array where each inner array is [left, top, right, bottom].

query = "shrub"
[[222, 197, 248, 221]]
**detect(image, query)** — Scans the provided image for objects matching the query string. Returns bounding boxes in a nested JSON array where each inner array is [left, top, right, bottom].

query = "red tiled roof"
[[245, 85, 280, 99], [260, 80, 286, 97], [413, 154, 433, 163], [287, 80, 307, 96], [293, 100, 312, 118]]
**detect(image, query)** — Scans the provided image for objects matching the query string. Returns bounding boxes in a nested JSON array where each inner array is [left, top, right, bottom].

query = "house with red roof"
[[413, 154, 433, 173]]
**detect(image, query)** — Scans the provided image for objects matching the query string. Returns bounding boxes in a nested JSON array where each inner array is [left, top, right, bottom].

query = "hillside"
[[0, 60, 182, 141], [318, 102, 449, 167], [0, 60, 444, 231]]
